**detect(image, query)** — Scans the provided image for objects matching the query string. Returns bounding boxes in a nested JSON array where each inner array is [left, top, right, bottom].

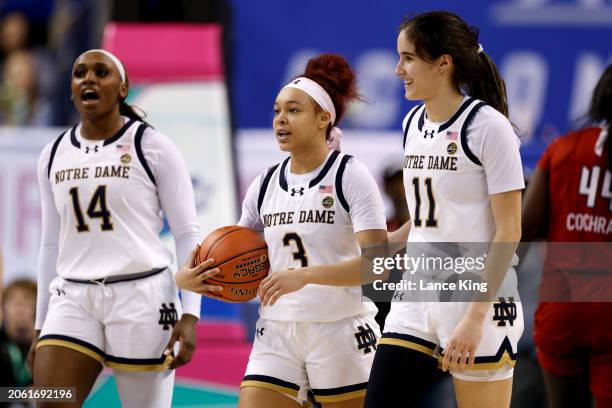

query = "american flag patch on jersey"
[[319, 185, 333, 193], [116, 144, 131, 152], [446, 131, 458, 140]]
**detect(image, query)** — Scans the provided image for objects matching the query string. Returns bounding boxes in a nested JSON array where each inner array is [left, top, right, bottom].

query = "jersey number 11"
[[412, 177, 438, 227]]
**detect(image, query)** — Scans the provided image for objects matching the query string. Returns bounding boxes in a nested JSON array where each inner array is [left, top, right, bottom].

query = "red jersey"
[[538, 127, 611, 242], [535, 127, 612, 398], [537, 127, 611, 301]]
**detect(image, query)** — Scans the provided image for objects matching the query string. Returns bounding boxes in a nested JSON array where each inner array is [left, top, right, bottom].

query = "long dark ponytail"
[[399, 11, 509, 118], [588, 64, 612, 170], [118, 74, 151, 126]]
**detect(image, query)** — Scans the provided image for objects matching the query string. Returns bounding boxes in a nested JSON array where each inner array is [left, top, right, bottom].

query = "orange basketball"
[[196, 226, 269, 302]]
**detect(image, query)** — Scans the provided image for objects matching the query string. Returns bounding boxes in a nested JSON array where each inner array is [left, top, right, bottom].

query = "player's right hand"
[[175, 245, 223, 297]]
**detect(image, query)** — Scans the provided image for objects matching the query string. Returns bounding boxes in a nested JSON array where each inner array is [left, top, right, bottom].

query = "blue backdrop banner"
[[228, 0, 612, 170]]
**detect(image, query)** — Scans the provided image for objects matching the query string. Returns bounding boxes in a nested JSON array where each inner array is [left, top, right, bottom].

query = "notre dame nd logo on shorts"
[[354, 323, 377, 354], [158, 302, 178, 330], [493, 297, 517, 327]]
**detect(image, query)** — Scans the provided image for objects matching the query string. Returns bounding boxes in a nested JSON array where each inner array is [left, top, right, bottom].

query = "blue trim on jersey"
[[47, 131, 66, 179], [105, 354, 167, 366], [257, 163, 280, 215], [278, 150, 340, 192], [103, 118, 136, 146], [439, 336, 517, 364], [403, 105, 422, 149], [242, 375, 300, 391], [311, 382, 368, 397], [69, 119, 135, 149], [380, 332, 438, 351], [38, 334, 105, 358], [278, 157, 291, 191], [69, 124, 80, 148], [438, 97, 476, 132], [134, 123, 156, 185], [417, 97, 476, 133], [460, 101, 487, 166], [309, 150, 340, 188], [335, 154, 353, 214]]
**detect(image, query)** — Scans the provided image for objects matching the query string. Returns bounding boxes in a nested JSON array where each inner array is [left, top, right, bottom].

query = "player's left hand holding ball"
[[175, 245, 223, 298], [163, 314, 198, 369], [258, 269, 308, 306]]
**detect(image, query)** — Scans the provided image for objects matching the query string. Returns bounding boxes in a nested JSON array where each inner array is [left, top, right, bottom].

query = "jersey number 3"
[[283, 233, 308, 268], [69, 185, 113, 232]]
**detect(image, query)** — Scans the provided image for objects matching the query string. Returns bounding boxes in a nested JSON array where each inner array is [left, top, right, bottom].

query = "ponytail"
[[470, 52, 509, 118], [119, 99, 151, 127], [607, 123, 611, 171], [587, 64, 612, 170]]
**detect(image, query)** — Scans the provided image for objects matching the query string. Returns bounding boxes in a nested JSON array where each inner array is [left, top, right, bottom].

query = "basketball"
[[196, 226, 269, 302]]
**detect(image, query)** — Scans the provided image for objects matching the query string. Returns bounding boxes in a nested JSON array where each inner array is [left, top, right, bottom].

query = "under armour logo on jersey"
[[423, 129, 435, 139], [355, 323, 377, 354], [85, 145, 99, 154], [56, 288, 66, 296], [292, 79, 301, 84], [158, 303, 178, 330], [256, 328, 265, 337], [290, 187, 305, 197], [493, 297, 517, 327], [393, 292, 405, 301]]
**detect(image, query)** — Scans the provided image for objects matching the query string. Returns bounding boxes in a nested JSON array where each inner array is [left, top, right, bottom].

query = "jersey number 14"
[[69, 185, 113, 232]]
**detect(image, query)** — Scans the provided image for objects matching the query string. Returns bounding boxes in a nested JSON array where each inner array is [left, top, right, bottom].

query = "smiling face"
[[70, 51, 128, 121], [273, 87, 330, 153], [395, 31, 445, 101]]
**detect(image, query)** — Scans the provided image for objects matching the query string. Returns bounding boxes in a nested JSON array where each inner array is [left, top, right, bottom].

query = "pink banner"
[[103, 23, 224, 83]]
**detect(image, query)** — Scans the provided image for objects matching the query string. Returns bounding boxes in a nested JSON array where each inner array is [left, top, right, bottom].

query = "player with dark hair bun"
[[179, 53, 389, 407], [523, 64, 612, 408]]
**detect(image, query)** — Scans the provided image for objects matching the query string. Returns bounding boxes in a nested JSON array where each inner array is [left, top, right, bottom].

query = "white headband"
[[80, 49, 126, 83], [284, 77, 336, 125]]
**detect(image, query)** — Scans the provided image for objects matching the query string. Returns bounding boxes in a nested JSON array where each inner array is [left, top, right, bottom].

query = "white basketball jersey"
[[403, 97, 503, 243], [44, 119, 172, 279], [257, 151, 377, 322]]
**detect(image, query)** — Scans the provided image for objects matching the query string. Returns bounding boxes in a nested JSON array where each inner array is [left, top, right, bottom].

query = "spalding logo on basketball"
[[196, 226, 270, 302]]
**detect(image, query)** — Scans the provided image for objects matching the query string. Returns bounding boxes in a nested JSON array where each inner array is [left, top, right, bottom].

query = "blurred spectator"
[[0, 0, 54, 48], [0, 51, 51, 126], [48, 0, 110, 125], [0, 279, 36, 387], [0, 248, 3, 325], [382, 161, 409, 231], [522, 64, 612, 407], [0, 12, 30, 62]]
